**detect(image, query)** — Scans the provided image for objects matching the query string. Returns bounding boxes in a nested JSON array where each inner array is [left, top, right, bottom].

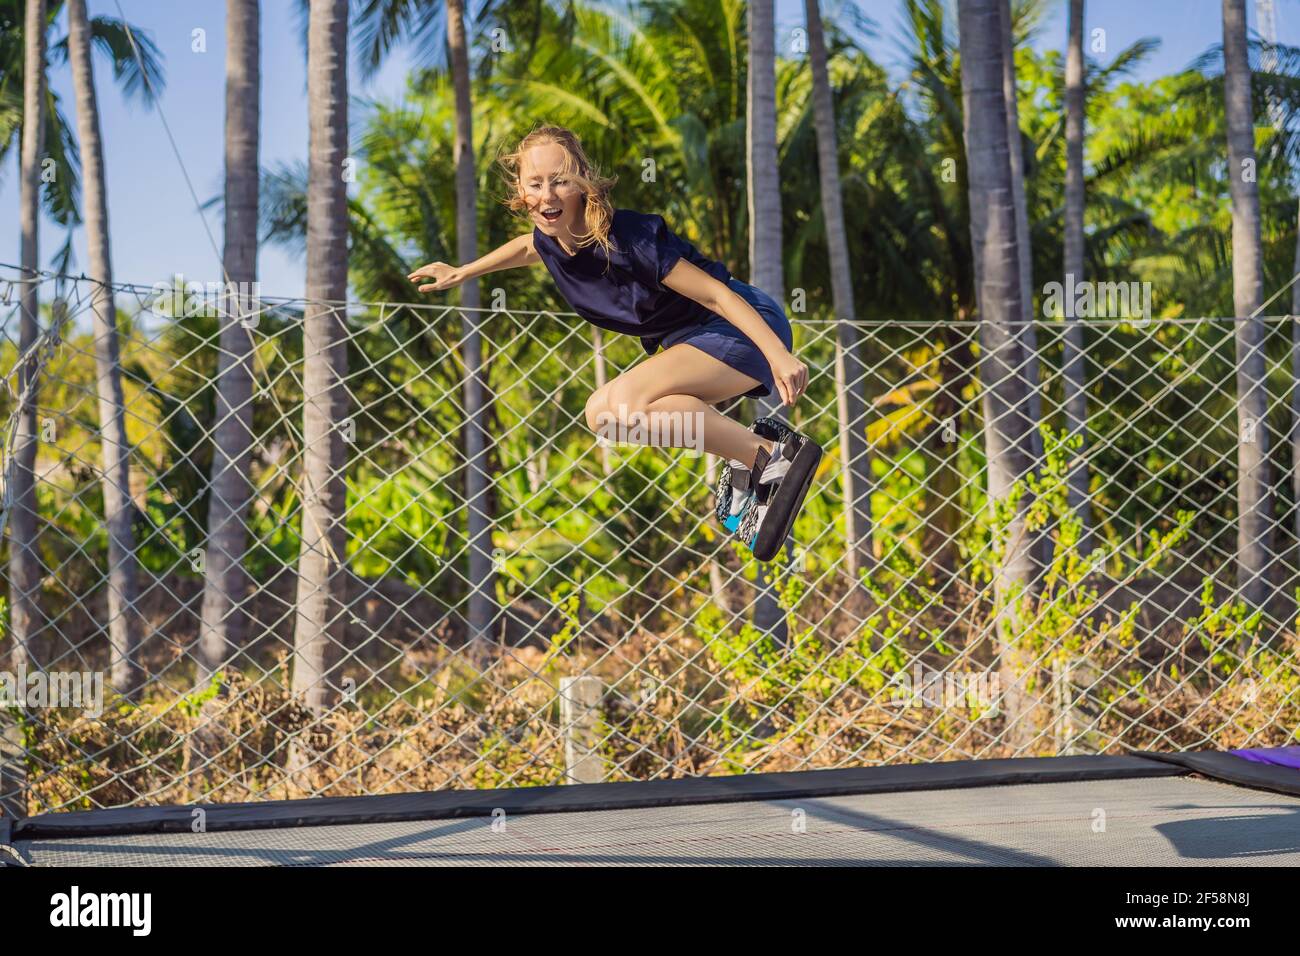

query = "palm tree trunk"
[[68, 0, 143, 700], [958, 0, 1038, 751], [999, 0, 1047, 579], [3, 0, 49, 823], [592, 327, 612, 475], [1291, 197, 1300, 594], [918, 157, 976, 581], [746, 0, 789, 646], [447, 0, 496, 655], [198, 0, 260, 683], [705, 453, 731, 610], [1062, 0, 1095, 558], [925, 323, 973, 586], [9, 0, 47, 682], [805, 0, 872, 581], [1222, 0, 1276, 615], [292, 0, 350, 713]]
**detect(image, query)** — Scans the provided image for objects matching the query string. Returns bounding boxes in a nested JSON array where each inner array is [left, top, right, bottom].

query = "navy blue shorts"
[[655, 277, 793, 399]]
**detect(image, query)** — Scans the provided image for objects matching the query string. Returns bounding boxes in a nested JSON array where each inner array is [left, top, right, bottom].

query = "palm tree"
[[804, 0, 872, 580], [746, 0, 788, 645], [1292, 192, 1300, 591], [197, 0, 260, 684], [351, 0, 498, 655], [67, 0, 143, 699], [4, 0, 163, 685], [591, 327, 612, 476], [292, 0, 350, 713], [2, 0, 49, 821], [1221, 0, 1275, 615], [897, 0, 983, 580], [1263, 9, 1300, 593], [957, 0, 1037, 749], [447, 0, 494, 653], [1, 0, 164, 267], [1062, 0, 1094, 556], [998, 0, 1046, 576], [747, 0, 782, 308], [9, 0, 48, 685]]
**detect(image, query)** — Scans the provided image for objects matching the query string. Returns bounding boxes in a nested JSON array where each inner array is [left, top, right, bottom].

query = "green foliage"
[[986, 425, 1161, 661], [860, 546, 954, 657], [7, 0, 1298, 636], [177, 671, 224, 719], [696, 543, 950, 755], [540, 580, 584, 670], [1184, 576, 1263, 678], [348, 463, 454, 586]]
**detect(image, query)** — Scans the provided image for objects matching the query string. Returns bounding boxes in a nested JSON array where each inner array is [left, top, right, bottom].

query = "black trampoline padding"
[[1136, 749, 1300, 798], [12, 753, 1185, 842]]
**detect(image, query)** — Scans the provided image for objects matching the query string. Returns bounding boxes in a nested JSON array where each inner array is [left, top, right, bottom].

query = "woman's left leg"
[[587, 342, 777, 464]]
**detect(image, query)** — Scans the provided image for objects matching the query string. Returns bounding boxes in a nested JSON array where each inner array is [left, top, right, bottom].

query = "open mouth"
[[539, 206, 563, 223]]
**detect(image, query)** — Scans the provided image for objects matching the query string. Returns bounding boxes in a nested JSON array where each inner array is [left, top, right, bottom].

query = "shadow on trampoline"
[[792, 798, 1058, 865], [17, 816, 487, 868], [1153, 804, 1300, 860]]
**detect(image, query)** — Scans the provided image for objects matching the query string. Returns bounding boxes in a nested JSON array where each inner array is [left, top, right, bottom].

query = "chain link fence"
[[1, 267, 1297, 815]]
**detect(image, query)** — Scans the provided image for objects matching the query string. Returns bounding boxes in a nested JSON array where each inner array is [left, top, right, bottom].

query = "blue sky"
[[2, 0, 1298, 298]]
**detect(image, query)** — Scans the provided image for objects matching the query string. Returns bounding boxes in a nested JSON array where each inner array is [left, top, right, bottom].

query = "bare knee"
[[584, 386, 612, 433], [604, 381, 651, 424]]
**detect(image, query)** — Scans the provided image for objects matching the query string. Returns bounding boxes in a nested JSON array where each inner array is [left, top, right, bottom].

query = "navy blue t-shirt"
[[532, 209, 732, 354]]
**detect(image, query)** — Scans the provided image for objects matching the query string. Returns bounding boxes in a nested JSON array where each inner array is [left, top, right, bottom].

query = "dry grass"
[[16, 617, 1298, 816]]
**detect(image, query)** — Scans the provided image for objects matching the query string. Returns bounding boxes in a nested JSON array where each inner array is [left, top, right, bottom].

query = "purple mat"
[[1228, 745, 1300, 770]]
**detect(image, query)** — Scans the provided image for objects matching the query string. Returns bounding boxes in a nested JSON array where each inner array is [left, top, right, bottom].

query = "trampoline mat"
[[15, 775, 1300, 867]]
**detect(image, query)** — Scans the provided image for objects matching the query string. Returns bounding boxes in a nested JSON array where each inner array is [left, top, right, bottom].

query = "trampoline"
[[5, 750, 1300, 867]]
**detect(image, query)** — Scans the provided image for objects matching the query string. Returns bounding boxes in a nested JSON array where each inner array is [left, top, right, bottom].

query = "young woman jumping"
[[407, 125, 821, 561]]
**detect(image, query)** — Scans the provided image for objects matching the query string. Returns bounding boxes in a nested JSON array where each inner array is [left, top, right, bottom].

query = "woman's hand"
[[769, 349, 809, 407], [407, 261, 463, 293]]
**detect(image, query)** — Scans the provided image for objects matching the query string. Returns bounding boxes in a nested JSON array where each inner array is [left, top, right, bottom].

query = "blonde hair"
[[499, 125, 619, 257]]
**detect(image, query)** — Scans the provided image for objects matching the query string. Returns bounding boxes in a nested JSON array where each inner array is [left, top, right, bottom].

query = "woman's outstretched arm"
[[408, 232, 539, 292]]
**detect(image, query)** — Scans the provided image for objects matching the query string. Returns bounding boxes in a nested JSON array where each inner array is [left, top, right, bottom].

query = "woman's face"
[[519, 143, 584, 237]]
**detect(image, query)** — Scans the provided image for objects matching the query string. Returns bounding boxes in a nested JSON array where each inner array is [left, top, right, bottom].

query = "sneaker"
[[746, 427, 823, 562], [721, 457, 757, 533]]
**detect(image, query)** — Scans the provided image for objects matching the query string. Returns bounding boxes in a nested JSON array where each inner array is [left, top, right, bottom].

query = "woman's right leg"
[[584, 342, 820, 561]]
